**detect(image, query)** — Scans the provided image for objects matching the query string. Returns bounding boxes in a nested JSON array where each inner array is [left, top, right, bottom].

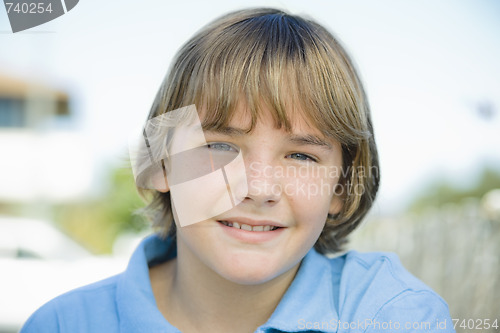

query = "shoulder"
[[338, 250, 432, 291], [21, 275, 121, 333], [329, 251, 454, 332]]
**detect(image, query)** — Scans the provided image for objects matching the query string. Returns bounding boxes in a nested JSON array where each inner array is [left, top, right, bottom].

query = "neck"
[[152, 238, 299, 333]]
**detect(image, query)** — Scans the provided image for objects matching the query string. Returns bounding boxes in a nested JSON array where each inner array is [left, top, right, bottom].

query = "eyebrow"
[[203, 126, 247, 136], [205, 126, 333, 150], [288, 134, 333, 150]]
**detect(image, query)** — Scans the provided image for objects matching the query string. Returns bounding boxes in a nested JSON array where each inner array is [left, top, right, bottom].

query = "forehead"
[[199, 100, 328, 138]]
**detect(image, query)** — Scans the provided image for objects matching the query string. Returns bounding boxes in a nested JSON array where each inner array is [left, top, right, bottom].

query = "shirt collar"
[[260, 248, 340, 332], [117, 234, 180, 332], [116, 234, 339, 333]]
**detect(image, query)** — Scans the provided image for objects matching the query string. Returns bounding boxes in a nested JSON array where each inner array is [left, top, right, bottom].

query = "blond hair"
[[139, 8, 380, 254]]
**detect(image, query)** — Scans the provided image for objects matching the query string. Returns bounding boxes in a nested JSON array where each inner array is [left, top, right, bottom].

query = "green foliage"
[[409, 167, 500, 212], [54, 167, 148, 254]]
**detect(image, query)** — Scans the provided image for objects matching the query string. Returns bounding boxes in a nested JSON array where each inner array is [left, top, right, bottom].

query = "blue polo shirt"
[[21, 234, 454, 332]]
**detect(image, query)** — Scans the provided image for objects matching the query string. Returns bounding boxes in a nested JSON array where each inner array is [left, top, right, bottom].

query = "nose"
[[239, 157, 281, 206]]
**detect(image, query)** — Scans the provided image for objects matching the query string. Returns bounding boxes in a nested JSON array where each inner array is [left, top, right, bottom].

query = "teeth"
[[219, 221, 279, 232], [241, 224, 252, 231]]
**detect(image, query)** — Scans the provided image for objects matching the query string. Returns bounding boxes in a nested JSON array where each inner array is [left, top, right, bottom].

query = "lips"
[[216, 217, 284, 232], [218, 221, 280, 231], [216, 217, 285, 243]]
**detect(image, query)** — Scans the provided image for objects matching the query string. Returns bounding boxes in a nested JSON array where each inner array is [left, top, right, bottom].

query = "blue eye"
[[206, 142, 238, 152], [287, 153, 317, 162]]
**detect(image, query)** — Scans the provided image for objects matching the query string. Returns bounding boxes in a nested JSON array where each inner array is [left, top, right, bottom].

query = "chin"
[[218, 267, 281, 285], [213, 251, 296, 286]]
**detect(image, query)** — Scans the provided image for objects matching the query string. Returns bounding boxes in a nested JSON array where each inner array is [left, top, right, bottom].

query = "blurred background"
[[0, 0, 499, 332]]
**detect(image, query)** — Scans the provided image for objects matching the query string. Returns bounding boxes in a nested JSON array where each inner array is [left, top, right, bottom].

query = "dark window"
[[17, 248, 42, 259], [0, 98, 25, 127], [56, 99, 69, 116]]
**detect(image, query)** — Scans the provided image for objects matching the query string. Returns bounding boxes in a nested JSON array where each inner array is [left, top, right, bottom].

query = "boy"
[[22, 8, 454, 333]]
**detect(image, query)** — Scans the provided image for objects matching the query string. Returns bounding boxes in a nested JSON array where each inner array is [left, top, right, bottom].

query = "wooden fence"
[[349, 196, 500, 332]]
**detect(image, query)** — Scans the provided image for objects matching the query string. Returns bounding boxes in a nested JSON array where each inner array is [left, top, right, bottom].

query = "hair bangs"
[[185, 12, 371, 148]]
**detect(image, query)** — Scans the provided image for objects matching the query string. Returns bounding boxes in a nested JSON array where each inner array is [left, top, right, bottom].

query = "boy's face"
[[171, 102, 343, 285]]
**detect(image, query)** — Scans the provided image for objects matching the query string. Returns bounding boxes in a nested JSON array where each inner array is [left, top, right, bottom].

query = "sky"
[[0, 0, 499, 214]]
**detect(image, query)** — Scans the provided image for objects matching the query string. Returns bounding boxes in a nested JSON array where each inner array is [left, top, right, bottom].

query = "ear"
[[329, 183, 344, 215], [329, 195, 343, 216], [151, 169, 170, 193]]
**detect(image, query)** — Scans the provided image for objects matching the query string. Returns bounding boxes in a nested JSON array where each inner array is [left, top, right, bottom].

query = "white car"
[[0, 216, 129, 332]]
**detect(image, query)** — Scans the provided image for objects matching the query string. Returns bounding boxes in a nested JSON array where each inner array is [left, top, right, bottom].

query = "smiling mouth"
[[218, 221, 281, 232]]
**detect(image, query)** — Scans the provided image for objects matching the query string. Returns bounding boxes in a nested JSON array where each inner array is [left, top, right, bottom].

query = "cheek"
[[175, 222, 225, 269], [175, 223, 201, 246], [286, 178, 332, 226], [285, 174, 338, 207], [285, 174, 337, 238]]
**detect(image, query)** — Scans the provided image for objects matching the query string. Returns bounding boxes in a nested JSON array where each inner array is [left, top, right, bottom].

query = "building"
[[0, 74, 93, 202]]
